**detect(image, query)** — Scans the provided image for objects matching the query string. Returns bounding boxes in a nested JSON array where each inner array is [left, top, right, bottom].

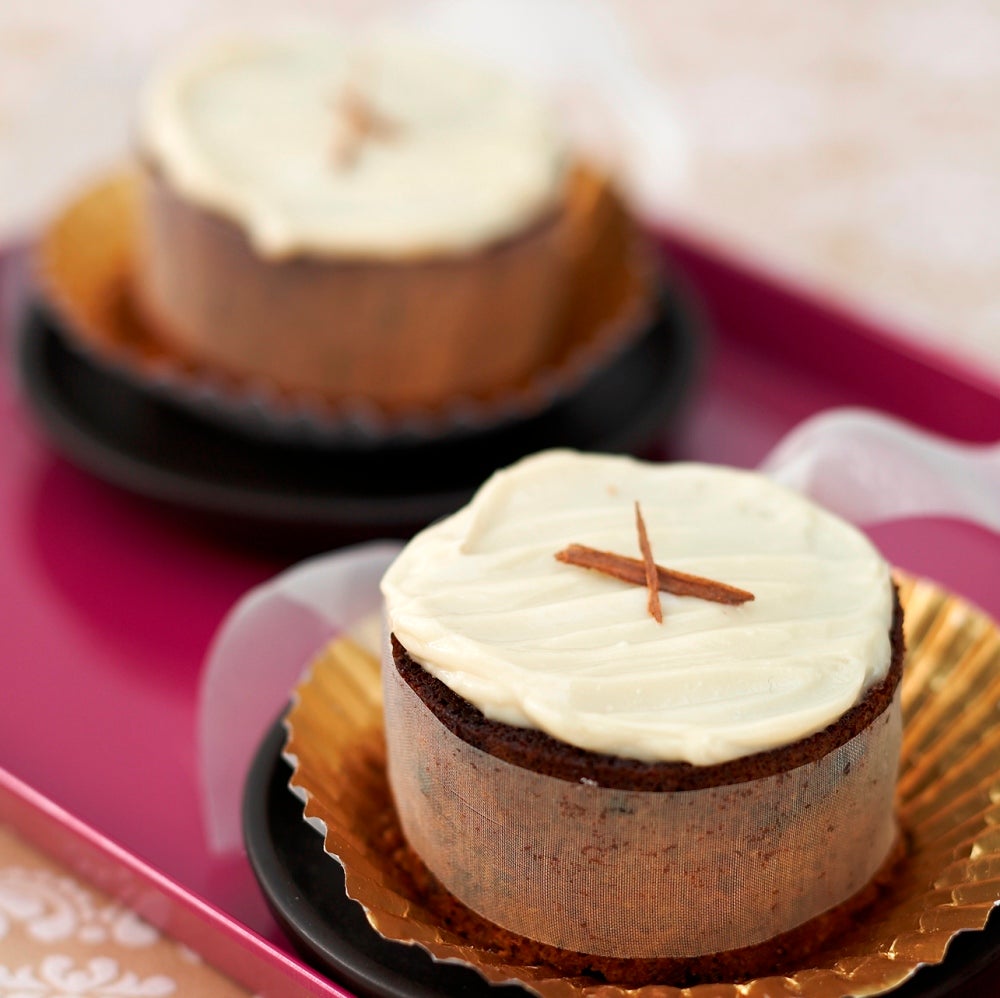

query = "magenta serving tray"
[[2, 233, 999, 997]]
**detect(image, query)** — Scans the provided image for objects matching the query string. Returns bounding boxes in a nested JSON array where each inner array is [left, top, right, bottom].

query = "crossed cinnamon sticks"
[[329, 84, 400, 168], [554, 502, 754, 624]]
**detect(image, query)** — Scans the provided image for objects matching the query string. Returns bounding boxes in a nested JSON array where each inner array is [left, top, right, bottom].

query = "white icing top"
[[138, 33, 568, 259], [381, 450, 895, 766]]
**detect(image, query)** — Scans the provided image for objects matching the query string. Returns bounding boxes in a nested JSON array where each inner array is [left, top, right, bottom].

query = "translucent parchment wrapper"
[[383, 658, 901, 959], [283, 573, 1000, 996]]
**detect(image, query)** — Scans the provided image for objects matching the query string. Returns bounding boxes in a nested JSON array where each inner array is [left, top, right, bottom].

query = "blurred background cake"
[[131, 32, 645, 416]]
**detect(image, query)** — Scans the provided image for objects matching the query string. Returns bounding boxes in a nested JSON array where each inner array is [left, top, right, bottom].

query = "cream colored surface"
[[138, 32, 567, 258], [381, 450, 894, 765]]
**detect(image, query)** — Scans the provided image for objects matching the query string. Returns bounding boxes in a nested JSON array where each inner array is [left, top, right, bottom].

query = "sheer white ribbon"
[[198, 541, 401, 854], [761, 407, 1000, 531]]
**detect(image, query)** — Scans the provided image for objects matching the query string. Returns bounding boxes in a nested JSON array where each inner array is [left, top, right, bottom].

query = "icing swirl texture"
[[139, 33, 567, 258], [381, 450, 894, 766]]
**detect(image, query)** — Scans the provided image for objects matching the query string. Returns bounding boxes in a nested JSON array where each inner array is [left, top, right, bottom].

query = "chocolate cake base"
[[384, 587, 906, 985]]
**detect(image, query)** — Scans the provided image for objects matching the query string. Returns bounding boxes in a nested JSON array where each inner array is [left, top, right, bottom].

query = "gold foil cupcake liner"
[[34, 168, 659, 448], [283, 573, 1000, 997]]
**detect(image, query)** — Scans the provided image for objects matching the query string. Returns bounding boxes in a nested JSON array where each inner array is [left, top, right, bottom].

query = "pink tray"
[[1, 232, 999, 997]]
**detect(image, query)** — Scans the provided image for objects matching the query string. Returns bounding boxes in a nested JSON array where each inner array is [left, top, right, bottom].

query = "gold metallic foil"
[[36, 171, 169, 368], [285, 575, 1000, 996]]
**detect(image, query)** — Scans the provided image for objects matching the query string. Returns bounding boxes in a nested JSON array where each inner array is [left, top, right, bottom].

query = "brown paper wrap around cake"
[[284, 574, 1000, 996], [382, 662, 901, 960], [35, 165, 654, 442], [132, 164, 572, 410]]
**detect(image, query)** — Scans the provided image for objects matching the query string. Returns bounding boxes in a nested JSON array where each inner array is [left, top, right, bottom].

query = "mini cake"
[[132, 33, 634, 415], [379, 449, 905, 986]]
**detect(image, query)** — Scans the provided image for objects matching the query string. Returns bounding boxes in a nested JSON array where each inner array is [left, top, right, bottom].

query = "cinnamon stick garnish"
[[634, 502, 662, 623], [555, 544, 755, 607], [329, 84, 399, 168]]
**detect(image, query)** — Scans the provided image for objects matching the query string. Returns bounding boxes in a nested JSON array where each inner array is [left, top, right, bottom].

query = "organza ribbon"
[[761, 407, 1000, 530], [198, 541, 401, 854], [197, 407, 1000, 855]]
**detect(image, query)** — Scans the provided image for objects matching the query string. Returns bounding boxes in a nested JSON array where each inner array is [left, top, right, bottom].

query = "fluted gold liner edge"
[[284, 574, 1000, 997], [34, 169, 657, 442]]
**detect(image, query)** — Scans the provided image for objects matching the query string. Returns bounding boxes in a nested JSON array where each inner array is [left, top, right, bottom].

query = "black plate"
[[15, 285, 698, 552], [244, 718, 1000, 998], [244, 717, 526, 998]]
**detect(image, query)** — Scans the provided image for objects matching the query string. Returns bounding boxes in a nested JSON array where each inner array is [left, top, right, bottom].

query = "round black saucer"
[[244, 717, 526, 998], [16, 285, 698, 551], [243, 718, 1000, 998]]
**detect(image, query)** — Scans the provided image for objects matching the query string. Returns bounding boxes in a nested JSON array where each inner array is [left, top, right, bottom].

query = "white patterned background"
[[0, 826, 253, 996]]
